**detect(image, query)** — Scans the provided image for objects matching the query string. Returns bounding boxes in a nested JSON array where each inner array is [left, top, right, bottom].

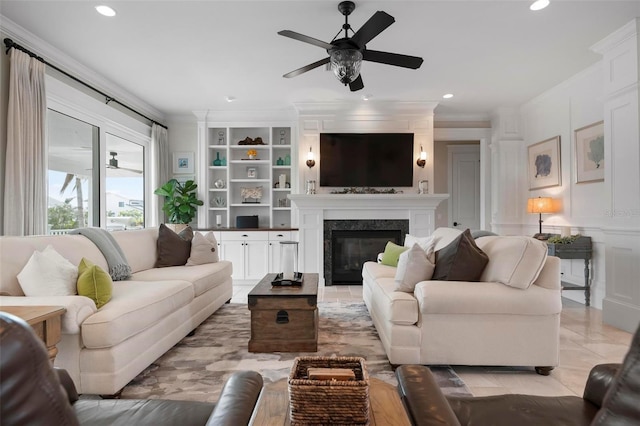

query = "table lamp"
[[527, 197, 558, 236]]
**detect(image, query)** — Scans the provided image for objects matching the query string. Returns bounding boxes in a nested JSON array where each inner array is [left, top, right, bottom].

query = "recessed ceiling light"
[[225, 96, 236, 103], [443, 93, 454, 99], [362, 94, 372, 101], [95, 5, 116, 17], [530, 0, 550, 11]]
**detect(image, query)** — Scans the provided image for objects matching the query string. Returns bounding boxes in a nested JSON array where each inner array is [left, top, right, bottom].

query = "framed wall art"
[[173, 151, 194, 174], [528, 136, 561, 190], [575, 121, 604, 183]]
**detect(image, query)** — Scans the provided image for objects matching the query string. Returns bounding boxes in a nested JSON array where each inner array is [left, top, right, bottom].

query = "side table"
[[1, 305, 66, 362], [546, 236, 593, 306]]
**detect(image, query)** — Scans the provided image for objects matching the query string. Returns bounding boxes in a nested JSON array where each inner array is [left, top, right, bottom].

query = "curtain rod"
[[3, 38, 168, 130]]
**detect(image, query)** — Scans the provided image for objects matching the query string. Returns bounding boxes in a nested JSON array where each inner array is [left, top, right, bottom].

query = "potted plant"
[[154, 178, 203, 231]]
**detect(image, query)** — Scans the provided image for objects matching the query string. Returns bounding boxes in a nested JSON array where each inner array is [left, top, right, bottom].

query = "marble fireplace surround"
[[289, 194, 449, 285], [324, 219, 410, 285]]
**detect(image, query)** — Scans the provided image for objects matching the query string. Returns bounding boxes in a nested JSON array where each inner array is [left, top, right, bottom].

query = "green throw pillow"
[[380, 241, 409, 267], [77, 258, 113, 309]]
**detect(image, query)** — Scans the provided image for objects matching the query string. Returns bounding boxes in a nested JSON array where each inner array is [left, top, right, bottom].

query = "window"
[[47, 110, 99, 233], [105, 133, 145, 230], [46, 84, 151, 233]]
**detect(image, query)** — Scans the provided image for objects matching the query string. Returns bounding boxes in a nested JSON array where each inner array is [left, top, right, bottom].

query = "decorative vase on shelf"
[[213, 152, 222, 166], [248, 154, 256, 160], [221, 156, 227, 166], [277, 157, 284, 166], [284, 154, 291, 166]]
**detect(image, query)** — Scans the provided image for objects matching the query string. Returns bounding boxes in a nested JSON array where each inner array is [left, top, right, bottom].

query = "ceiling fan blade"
[[363, 49, 423, 69], [283, 57, 330, 78], [351, 11, 395, 47], [278, 30, 334, 50], [120, 167, 143, 174], [349, 74, 364, 92]]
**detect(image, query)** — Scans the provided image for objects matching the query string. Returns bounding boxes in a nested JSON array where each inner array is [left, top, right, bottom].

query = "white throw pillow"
[[394, 243, 435, 293], [404, 234, 436, 262], [186, 232, 219, 265], [17, 245, 78, 296], [475, 236, 548, 289]]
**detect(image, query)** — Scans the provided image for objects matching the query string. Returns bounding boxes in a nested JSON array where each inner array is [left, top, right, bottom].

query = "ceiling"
[[2, 1, 639, 121]]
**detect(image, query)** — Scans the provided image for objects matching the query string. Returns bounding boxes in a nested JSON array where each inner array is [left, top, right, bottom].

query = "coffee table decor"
[[271, 271, 304, 286], [288, 356, 369, 425]]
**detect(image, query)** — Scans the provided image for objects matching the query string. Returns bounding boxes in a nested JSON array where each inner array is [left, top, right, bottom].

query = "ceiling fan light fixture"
[[530, 0, 550, 11], [330, 49, 363, 85]]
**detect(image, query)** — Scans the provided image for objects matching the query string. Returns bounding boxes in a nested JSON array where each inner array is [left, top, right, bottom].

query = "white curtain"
[[3, 49, 47, 236], [151, 123, 169, 226]]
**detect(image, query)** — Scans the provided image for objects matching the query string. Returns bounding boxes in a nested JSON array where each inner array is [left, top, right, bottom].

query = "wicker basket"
[[288, 356, 370, 425]]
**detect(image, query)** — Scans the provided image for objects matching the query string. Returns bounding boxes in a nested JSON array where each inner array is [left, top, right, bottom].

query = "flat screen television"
[[319, 133, 414, 187]]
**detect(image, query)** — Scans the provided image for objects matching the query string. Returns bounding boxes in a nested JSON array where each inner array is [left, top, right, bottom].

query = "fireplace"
[[324, 220, 409, 285]]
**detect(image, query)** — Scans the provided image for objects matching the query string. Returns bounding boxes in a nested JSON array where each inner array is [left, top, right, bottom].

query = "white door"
[[448, 145, 481, 230]]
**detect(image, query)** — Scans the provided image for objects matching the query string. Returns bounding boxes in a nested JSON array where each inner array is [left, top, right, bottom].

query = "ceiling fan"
[[278, 1, 423, 92], [107, 151, 142, 174]]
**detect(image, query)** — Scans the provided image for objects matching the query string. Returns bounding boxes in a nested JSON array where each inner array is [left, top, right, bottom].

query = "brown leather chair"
[[396, 322, 640, 426], [0, 312, 264, 426]]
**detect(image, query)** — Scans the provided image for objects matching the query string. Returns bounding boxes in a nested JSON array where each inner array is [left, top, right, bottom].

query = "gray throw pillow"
[[432, 228, 489, 281], [156, 224, 194, 267]]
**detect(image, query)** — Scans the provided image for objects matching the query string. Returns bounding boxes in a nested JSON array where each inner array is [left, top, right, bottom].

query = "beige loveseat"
[[362, 227, 561, 374], [0, 227, 233, 395]]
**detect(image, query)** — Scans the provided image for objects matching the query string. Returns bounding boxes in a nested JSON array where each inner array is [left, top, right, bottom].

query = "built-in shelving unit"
[[198, 124, 296, 229]]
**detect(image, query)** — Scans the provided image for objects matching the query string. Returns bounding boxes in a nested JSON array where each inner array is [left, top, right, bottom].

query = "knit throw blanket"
[[70, 227, 132, 281]]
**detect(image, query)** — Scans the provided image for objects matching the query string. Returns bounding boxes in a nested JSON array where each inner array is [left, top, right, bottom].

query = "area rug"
[[121, 301, 471, 402]]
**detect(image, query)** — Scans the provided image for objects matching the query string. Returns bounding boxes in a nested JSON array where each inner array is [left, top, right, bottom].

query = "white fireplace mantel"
[[289, 194, 448, 209], [288, 193, 449, 283]]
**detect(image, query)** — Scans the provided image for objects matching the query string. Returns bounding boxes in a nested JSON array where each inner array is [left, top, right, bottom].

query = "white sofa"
[[0, 227, 233, 395], [362, 228, 562, 374]]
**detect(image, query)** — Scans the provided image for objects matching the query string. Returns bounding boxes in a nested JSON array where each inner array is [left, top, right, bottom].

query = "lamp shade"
[[527, 197, 557, 214]]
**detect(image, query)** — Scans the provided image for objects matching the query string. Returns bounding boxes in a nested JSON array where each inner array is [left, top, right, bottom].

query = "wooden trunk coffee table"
[[248, 273, 318, 353]]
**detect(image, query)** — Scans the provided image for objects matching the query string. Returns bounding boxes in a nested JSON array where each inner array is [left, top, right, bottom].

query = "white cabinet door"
[[245, 240, 269, 280], [268, 231, 292, 272], [221, 240, 245, 280]]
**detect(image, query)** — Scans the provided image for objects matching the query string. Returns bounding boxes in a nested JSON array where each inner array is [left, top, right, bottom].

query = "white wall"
[[167, 115, 199, 179], [518, 64, 607, 308]]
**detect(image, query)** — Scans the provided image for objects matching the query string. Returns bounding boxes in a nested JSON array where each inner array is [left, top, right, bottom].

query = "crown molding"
[[293, 101, 439, 116], [193, 108, 297, 123], [0, 14, 166, 125], [591, 18, 638, 55]]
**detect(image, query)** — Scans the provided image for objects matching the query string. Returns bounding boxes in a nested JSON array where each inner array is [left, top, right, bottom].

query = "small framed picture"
[[528, 136, 561, 190], [247, 167, 257, 179], [575, 121, 604, 183], [173, 151, 194, 174]]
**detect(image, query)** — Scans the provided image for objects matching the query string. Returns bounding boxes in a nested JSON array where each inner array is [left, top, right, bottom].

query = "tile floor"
[[232, 283, 633, 397]]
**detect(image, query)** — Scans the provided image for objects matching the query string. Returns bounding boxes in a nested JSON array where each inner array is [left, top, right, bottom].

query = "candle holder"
[[272, 241, 302, 286]]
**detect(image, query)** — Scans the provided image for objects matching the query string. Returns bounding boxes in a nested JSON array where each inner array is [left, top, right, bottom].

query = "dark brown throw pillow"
[[432, 228, 489, 281], [156, 224, 194, 267]]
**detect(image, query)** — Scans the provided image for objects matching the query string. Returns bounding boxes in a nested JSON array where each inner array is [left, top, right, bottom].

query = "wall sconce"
[[416, 146, 427, 168], [306, 146, 316, 168], [527, 196, 559, 237]]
